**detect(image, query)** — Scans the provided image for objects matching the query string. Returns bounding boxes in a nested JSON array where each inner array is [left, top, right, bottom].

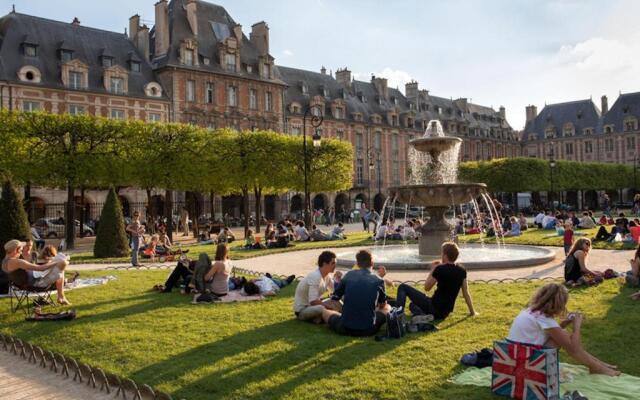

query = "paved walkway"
[[0, 351, 112, 400]]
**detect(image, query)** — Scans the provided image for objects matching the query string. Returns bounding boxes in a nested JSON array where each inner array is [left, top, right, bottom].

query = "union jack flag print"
[[491, 341, 560, 400]]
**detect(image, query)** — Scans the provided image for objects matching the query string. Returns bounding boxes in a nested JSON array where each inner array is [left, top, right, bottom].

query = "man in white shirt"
[[541, 210, 556, 230], [534, 210, 546, 228], [293, 251, 337, 322], [295, 221, 311, 241]]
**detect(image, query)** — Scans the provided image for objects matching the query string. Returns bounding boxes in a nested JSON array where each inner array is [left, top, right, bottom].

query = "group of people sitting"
[[373, 219, 419, 241], [154, 243, 295, 300], [593, 212, 640, 243], [0, 239, 74, 304]]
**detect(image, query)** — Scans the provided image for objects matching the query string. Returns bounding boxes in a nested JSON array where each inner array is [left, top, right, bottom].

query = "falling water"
[[407, 120, 461, 185], [481, 193, 505, 251], [382, 195, 398, 249], [471, 198, 485, 247], [486, 194, 507, 249]]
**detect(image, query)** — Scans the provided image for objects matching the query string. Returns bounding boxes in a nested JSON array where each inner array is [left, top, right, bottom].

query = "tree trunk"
[[254, 186, 262, 234], [65, 182, 75, 249], [79, 186, 86, 238], [210, 191, 215, 221], [242, 187, 249, 237], [165, 189, 173, 242]]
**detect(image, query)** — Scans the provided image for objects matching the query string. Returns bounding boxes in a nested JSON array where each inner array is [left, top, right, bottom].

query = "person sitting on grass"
[[309, 224, 330, 241], [534, 210, 545, 229], [403, 221, 418, 240], [204, 244, 232, 297], [158, 256, 195, 293], [243, 273, 296, 296], [217, 227, 236, 244], [391, 242, 477, 320], [503, 217, 521, 237], [625, 243, 640, 289], [244, 229, 265, 250], [1, 239, 72, 305], [374, 220, 390, 241], [330, 222, 346, 240], [321, 250, 390, 337], [564, 238, 603, 286], [295, 221, 311, 242], [293, 251, 339, 323], [542, 210, 557, 230], [578, 212, 596, 229], [507, 283, 620, 376]]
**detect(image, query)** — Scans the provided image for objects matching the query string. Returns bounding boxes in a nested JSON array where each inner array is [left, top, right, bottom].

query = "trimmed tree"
[[93, 188, 129, 258], [0, 180, 32, 258]]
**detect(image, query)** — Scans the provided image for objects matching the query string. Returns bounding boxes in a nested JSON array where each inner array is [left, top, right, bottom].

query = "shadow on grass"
[[132, 317, 409, 399]]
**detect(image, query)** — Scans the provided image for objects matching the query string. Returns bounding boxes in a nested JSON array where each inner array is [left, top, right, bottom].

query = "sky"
[[3, 0, 640, 130]]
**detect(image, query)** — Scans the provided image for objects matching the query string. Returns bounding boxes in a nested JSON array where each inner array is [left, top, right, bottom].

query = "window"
[[391, 115, 398, 126], [605, 138, 614, 152], [625, 120, 636, 132], [249, 89, 257, 109], [290, 125, 301, 135], [110, 77, 125, 95], [24, 44, 37, 57], [23, 101, 40, 112], [69, 71, 84, 89], [392, 135, 399, 155], [148, 113, 162, 122], [565, 142, 573, 155], [311, 106, 322, 117], [206, 83, 215, 104], [375, 132, 382, 150], [302, 83, 308, 95], [184, 49, 194, 66], [130, 61, 141, 72], [545, 128, 555, 139], [68, 104, 85, 115], [265, 92, 272, 111], [102, 57, 113, 68], [356, 132, 363, 152], [583, 128, 593, 135], [60, 50, 73, 62], [336, 129, 344, 140], [563, 126, 574, 137], [356, 159, 364, 185], [392, 161, 400, 185], [334, 107, 344, 119], [262, 63, 271, 79], [627, 136, 636, 151], [227, 86, 237, 106], [110, 109, 125, 120], [584, 141, 593, 154], [186, 80, 195, 102], [225, 53, 236, 72]]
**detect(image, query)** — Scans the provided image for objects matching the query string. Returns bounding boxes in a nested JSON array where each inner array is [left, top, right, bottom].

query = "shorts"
[[33, 267, 63, 288], [328, 312, 386, 337]]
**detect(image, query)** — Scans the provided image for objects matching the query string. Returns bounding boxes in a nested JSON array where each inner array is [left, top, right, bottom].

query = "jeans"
[[270, 277, 289, 288], [131, 236, 140, 266], [163, 262, 194, 292], [296, 304, 325, 321], [394, 283, 435, 316]]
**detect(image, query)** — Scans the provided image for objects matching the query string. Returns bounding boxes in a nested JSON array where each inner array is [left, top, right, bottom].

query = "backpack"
[[460, 348, 493, 368], [377, 307, 406, 340]]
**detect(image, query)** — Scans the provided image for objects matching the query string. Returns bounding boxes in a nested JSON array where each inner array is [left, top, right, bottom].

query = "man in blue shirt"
[[322, 250, 389, 336]]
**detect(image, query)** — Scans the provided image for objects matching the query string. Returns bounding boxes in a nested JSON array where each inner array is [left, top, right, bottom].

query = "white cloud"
[[282, 49, 294, 57]]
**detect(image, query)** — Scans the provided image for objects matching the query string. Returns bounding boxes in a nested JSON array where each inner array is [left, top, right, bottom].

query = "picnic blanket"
[[0, 276, 117, 298], [450, 363, 640, 399], [191, 290, 264, 304]]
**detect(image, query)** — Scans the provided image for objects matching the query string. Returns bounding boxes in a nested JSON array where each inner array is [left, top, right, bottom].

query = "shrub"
[[93, 188, 130, 258], [0, 180, 32, 258]]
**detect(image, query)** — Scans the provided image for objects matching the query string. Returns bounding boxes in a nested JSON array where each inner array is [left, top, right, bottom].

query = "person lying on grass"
[[293, 251, 342, 323], [1, 239, 72, 305], [390, 242, 477, 320], [321, 250, 390, 337], [507, 283, 620, 376], [243, 273, 296, 296]]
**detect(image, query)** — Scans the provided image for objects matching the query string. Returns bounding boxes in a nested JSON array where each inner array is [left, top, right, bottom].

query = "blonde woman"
[[507, 283, 619, 376]]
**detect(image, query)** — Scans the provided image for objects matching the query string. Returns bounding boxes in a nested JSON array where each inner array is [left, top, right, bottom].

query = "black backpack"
[[377, 307, 406, 340]]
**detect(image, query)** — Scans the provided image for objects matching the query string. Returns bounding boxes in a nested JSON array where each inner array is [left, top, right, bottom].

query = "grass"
[[1, 269, 638, 399]]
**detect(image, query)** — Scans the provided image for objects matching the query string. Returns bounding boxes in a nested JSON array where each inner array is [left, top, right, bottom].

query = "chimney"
[[320, 66, 326, 75], [499, 106, 506, 119], [454, 98, 468, 111], [129, 14, 140, 40], [154, 0, 170, 57], [71, 17, 81, 26], [232, 24, 243, 45], [335, 68, 352, 86], [525, 105, 538, 122], [405, 81, 419, 99], [371, 76, 389, 99], [185, 0, 198, 36], [250, 21, 269, 56], [601, 95, 608, 114], [137, 25, 150, 61]]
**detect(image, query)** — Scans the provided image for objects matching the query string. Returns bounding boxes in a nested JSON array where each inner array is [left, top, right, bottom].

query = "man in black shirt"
[[322, 250, 389, 336], [392, 242, 477, 320]]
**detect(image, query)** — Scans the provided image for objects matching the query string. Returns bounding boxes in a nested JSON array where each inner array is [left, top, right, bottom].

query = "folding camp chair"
[[9, 280, 57, 314]]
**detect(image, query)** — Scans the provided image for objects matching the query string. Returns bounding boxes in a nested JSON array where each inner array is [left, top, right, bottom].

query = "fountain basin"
[[336, 243, 557, 270], [410, 136, 462, 153], [389, 183, 487, 208]]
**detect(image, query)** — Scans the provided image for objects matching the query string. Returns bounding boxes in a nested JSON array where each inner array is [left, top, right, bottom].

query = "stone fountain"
[[388, 120, 486, 256]]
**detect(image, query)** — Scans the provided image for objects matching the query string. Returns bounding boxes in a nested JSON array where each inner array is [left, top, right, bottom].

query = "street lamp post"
[[302, 105, 323, 227], [367, 146, 381, 210], [549, 159, 556, 209]]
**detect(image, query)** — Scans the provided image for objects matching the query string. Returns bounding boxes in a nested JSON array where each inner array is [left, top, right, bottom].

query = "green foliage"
[[0, 180, 32, 258], [459, 157, 634, 192], [93, 188, 130, 258]]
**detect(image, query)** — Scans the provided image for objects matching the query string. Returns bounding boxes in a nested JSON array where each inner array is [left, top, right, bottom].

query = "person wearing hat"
[[1, 239, 71, 305]]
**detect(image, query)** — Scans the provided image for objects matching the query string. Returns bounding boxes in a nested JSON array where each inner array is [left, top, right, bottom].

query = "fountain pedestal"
[[416, 207, 452, 256]]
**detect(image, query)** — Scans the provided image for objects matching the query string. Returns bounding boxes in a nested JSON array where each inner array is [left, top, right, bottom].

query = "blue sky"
[[3, 0, 640, 129]]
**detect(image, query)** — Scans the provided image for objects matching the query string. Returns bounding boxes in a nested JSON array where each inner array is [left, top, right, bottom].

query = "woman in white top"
[[507, 283, 620, 376]]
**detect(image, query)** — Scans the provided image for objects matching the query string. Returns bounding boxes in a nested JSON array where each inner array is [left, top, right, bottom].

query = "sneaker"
[[286, 275, 296, 284]]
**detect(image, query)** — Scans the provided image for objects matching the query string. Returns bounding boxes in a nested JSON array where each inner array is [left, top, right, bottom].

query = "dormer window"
[[69, 71, 84, 89], [130, 61, 141, 73], [110, 77, 125, 95], [24, 44, 38, 57], [393, 97, 398, 105], [225, 53, 236, 72], [261, 63, 271, 79], [301, 83, 308, 95], [246, 65, 253, 73], [311, 106, 322, 117], [334, 107, 344, 119], [184, 49, 194, 66], [323, 87, 330, 98], [623, 106, 630, 114], [60, 50, 73, 62], [102, 56, 114, 68]]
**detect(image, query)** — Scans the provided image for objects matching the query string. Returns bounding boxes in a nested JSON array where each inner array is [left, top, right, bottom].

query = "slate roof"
[[523, 99, 601, 142], [152, 0, 285, 85], [0, 12, 165, 99], [602, 92, 640, 132]]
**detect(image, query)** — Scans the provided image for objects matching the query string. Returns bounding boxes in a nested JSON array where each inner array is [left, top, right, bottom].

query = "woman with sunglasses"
[[564, 238, 601, 285]]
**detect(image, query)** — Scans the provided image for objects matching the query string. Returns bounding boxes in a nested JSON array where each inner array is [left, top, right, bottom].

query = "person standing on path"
[[180, 207, 190, 237], [126, 211, 145, 267]]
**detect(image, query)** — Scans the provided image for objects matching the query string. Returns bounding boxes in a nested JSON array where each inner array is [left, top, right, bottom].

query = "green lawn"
[[1, 270, 637, 399]]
